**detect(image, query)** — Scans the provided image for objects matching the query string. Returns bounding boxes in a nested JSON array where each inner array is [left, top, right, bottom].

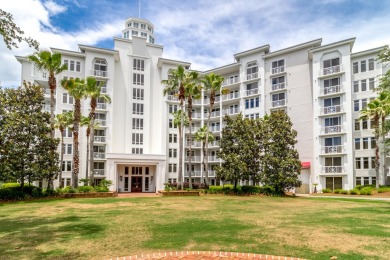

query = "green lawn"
[[0, 196, 389, 260]]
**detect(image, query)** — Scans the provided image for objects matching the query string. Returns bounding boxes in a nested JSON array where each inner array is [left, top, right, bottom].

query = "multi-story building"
[[16, 17, 389, 193]]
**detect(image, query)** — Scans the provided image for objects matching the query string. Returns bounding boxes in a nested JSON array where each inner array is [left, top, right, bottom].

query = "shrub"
[[77, 186, 95, 193], [360, 187, 373, 195], [334, 189, 341, 194], [0, 188, 25, 200], [322, 188, 332, 193], [339, 189, 348, 194], [43, 188, 58, 197], [62, 186, 77, 193], [241, 185, 261, 194], [378, 187, 390, 193], [349, 189, 359, 195], [99, 179, 113, 189], [260, 185, 276, 196], [1, 182, 21, 189], [95, 186, 109, 192]]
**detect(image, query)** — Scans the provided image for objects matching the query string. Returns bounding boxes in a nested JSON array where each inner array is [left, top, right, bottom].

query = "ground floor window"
[[61, 178, 71, 187], [168, 178, 177, 184], [355, 176, 376, 186], [325, 177, 342, 190]]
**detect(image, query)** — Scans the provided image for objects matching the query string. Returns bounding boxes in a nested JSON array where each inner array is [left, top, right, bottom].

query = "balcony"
[[94, 136, 106, 143], [192, 112, 202, 119], [167, 95, 179, 102], [93, 169, 105, 176], [185, 141, 201, 148], [246, 72, 259, 81], [93, 152, 106, 159], [271, 99, 286, 108], [321, 125, 343, 135], [246, 88, 259, 96], [95, 119, 107, 126], [208, 155, 220, 162], [208, 141, 219, 147], [272, 66, 285, 74], [209, 111, 221, 118], [192, 99, 202, 105], [223, 107, 240, 116], [185, 156, 201, 162], [321, 65, 342, 77], [322, 145, 344, 154], [321, 166, 344, 174], [223, 77, 239, 86], [208, 170, 216, 177], [209, 126, 221, 132], [184, 171, 201, 177], [92, 70, 108, 78], [271, 82, 286, 91], [96, 103, 107, 110], [185, 126, 200, 132], [222, 92, 240, 101], [320, 105, 343, 115], [320, 85, 342, 96]]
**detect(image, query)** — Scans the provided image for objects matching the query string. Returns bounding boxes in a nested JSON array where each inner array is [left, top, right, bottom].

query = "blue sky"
[[1, 0, 390, 87]]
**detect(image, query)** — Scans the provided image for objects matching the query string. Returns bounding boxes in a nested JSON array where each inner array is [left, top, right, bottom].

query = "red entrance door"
[[131, 176, 142, 192]]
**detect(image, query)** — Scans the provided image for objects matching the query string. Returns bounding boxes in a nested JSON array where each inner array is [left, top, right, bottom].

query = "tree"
[[28, 50, 67, 139], [184, 71, 201, 189], [162, 66, 187, 189], [61, 78, 87, 188], [0, 9, 39, 50], [260, 111, 302, 195], [80, 115, 100, 183], [194, 126, 215, 183], [0, 82, 59, 188], [201, 73, 225, 185], [378, 45, 390, 63], [54, 111, 73, 188], [85, 77, 111, 186], [171, 110, 189, 190]]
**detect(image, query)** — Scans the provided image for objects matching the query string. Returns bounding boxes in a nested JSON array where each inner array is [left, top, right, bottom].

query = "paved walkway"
[[117, 192, 159, 198], [109, 251, 305, 260]]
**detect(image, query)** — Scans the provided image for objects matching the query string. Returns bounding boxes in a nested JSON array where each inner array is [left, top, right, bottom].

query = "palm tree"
[[80, 116, 100, 182], [172, 110, 189, 190], [162, 66, 187, 189], [54, 111, 73, 188], [201, 73, 225, 185], [61, 78, 87, 188], [184, 72, 201, 188], [85, 77, 111, 186], [28, 50, 67, 138], [194, 126, 215, 184]]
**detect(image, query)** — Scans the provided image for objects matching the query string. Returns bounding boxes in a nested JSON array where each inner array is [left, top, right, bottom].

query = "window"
[[361, 60, 366, 73], [353, 62, 359, 74], [133, 59, 145, 71], [354, 138, 360, 150], [64, 144, 72, 154], [323, 58, 340, 75], [169, 134, 177, 143], [271, 76, 285, 90], [247, 62, 258, 75], [370, 137, 375, 149], [372, 177, 376, 185], [353, 81, 359, 93], [363, 158, 369, 169], [271, 59, 285, 74], [354, 119, 360, 130], [133, 22, 139, 28], [70, 61, 75, 71], [64, 127, 72, 138], [362, 120, 368, 129], [132, 133, 143, 145], [245, 113, 260, 119], [141, 23, 146, 29], [149, 36, 154, 44], [76, 61, 81, 72], [368, 58, 375, 71], [132, 148, 143, 154], [356, 177, 362, 185], [324, 137, 341, 147], [132, 118, 143, 130], [94, 59, 107, 77], [371, 157, 376, 169], [62, 93, 73, 104], [133, 88, 144, 100], [361, 80, 367, 91], [361, 98, 367, 110], [370, 119, 376, 129], [62, 161, 72, 172], [169, 119, 177, 128], [169, 104, 178, 113], [132, 167, 142, 175], [245, 97, 259, 109], [132, 30, 138, 36], [272, 92, 286, 107], [369, 78, 375, 90], [141, 32, 147, 38], [63, 59, 69, 68], [133, 73, 144, 85], [128, 22, 132, 27], [133, 103, 144, 115], [246, 82, 259, 92], [354, 100, 359, 112], [168, 164, 177, 173], [169, 149, 177, 158], [362, 137, 369, 149], [355, 158, 361, 169]]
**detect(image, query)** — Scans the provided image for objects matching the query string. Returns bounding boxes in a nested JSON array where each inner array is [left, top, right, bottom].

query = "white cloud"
[[43, 0, 67, 16]]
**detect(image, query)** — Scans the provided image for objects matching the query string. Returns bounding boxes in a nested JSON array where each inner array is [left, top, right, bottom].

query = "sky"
[[1, 0, 390, 88]]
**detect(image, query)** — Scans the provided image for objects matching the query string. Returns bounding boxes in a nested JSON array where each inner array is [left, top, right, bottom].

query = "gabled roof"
[[234, 45, 270, 61], [78, 44, 120, 61], [264, 38, 322, 59], [351, 46, 386, 58], [308, 38, 356, 59], [51, 47, 86, 58]]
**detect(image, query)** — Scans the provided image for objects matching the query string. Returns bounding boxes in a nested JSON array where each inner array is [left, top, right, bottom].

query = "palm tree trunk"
[[188, 98, 193, 189], [381, 117, 387, 186], [89, 103, 96, 186], [178, 124, 183, 190], [86, 130, 90, 181], [205, 95, 214, 186], [375, 129, 380, 189], [49, 72, 56, 189], [72, 99, 81, 188], [202, 140, 206, 184], [59, 129, 64, 188]]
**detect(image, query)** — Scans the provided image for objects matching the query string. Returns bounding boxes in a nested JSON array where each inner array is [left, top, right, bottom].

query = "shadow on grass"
[[0, 214, 106, 259]]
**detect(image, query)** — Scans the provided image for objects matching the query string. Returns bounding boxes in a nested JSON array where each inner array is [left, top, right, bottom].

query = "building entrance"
[[326, 177, 342, 190], [131, 176, 143, 192]]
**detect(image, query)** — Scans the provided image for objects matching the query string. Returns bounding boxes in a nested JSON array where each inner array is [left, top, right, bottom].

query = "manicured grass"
[[0, 196, 389, 259]]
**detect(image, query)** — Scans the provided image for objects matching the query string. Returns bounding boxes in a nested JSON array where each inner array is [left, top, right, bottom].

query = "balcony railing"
[[101, 87, 107, 94], [321, 105, 343, 115], [208, 156, 220, 162], [192, 99, 202, 105], [321, 65, 342, 76], [272, 66, 285, 74], [92, 70, 108, 77], [185, 141, 201, 148], [223, 107, 240, 115], [93, 152, 106, 159], [209, 126, 221, 132], [210, 111, 220, 118], [185, 126, 200, 132], [222, 92, 240, 101], [185, 156, 201, 162], [323, 145, 344, 154], [167, 95, 179, 101], [94, 136, 106, 142], [208, 141, 219, 147], [321, 85, 342, 95], [184, 171, 201, 177], [95, 119, 107, 126], [246, 72, 258, 80], [224, 77, 239, 86], [322, 166, 344, 174], [272, 82, 286, 91], [93, 169, 105, 176], [208, 170, 216, 177], [192, 112, 202, 119], [322, 125, 342, 134], [96, 103, 107, 110], [272, 99, 286, 108], [246, 88, 259, 96]]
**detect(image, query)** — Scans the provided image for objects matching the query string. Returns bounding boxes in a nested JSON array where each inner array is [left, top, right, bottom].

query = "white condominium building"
[[16, 17, 389, 193]]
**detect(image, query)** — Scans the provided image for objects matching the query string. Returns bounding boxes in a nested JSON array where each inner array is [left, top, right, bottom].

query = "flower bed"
[[158, 190, 200, 196], [62, 191, 118, 198]]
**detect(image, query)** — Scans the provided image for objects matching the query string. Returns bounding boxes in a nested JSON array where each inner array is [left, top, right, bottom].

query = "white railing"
[[322, 166, 344, 174], [321, 85, 342, 95], [246, 88, 259, 96], [323, 145, 344, 154], [208, 170, 216, 177], [185, 156, 201, 162], [321, 65, 342, 76], [192, 99, 202, 105], [322, 125, 342, 134], [272, 82, 286, 91], [94, 136, 106, 142], [272, 99, 286, 108], [95, 119, 106, 126], [96, 103, 107, 110], [167, 95, 179, 101], [93, 169, 105, 176], [224, 77, 239, 86], [93, 152, 106, 159], [184, 171, 201, 177], [92, 70, 108, 77], [192, 112, 202, 119], [223, 107, 240, 115], [209, 126, 221, 132], [222, 92, 240, 101], [210, 111, 221, 117], [272, 66, 285, 74], [185, 126, 200, 132], [246, 72, 258, 80], [185, 141, 201, 147], [321, 105, 343, 115], [208, 141, 219, 147], [208, 155, 219, 162], [101, 87, 107, 94]]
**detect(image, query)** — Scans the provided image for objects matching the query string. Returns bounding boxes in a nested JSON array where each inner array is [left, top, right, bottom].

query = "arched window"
[[94, 59, 107, 77], [246, 61, 258, 80]]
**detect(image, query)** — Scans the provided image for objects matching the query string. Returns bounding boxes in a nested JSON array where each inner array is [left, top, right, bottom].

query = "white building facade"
[[16, 17, 389, 193]]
